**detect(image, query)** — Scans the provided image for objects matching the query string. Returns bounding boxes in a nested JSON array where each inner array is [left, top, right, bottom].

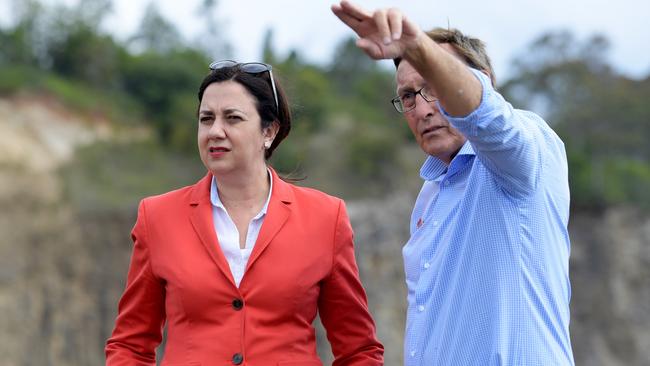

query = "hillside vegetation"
[[2, 0, 649, 206]]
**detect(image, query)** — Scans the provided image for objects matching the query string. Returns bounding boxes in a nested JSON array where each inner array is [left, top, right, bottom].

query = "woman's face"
[[197, 81, 278, 177]]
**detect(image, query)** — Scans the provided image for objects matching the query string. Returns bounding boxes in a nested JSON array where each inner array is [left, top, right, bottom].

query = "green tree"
[[47, 22, 124, 87], [120, 49, 209, 149], [328, 37, 380, 97], [128, 2, 183, 54], [194, 0, 232, 60], [261, 28, 277, 65], [0, 0, 47, 67], [502, 31, 650, 209]]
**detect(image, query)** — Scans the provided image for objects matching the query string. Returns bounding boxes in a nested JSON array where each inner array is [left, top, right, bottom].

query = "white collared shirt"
[[210, 169, 272, 287]]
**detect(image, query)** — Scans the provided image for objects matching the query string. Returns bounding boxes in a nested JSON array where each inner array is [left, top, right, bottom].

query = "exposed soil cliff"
[[1, 97, 648, 365]]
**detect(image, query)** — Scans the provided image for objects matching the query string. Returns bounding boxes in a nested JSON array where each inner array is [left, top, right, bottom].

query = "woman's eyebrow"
[[198, 110, 214, 116]]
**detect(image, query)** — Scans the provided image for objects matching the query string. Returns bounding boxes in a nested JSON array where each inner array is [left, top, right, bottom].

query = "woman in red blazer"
[[105, 61, 384, 366]]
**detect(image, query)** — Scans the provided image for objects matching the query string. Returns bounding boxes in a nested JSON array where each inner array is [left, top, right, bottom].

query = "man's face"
[[395, 45, 466, 164]]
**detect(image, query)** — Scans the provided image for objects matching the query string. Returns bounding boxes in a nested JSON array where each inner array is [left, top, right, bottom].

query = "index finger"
[[338, 0, 373, 22], [331, 3, 364, 30]]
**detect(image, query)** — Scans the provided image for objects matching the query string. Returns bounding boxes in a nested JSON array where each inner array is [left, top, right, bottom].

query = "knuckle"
[[373, 9, 387, 19]]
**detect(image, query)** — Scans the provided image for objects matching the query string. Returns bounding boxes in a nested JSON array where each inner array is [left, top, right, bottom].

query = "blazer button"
[[232, 298, 243, 310], [232, 353, 244, 365]]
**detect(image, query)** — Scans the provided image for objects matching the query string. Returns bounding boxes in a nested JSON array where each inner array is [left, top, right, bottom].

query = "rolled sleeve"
[[438, 68, 547, 198]]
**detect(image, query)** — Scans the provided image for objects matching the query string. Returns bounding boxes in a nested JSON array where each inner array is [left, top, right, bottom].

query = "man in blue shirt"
[[332, 2, 575, 365]]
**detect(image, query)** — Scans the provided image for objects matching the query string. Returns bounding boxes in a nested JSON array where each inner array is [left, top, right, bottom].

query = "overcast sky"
[[3, 0, 650, 81]]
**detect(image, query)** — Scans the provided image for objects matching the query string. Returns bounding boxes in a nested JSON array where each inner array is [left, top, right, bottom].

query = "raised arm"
[[331, 0, 482, 117], [332, 1, 561, 197]]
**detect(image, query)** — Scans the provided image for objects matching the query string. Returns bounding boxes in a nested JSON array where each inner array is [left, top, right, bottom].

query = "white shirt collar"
[[210, 168, 273, 219]]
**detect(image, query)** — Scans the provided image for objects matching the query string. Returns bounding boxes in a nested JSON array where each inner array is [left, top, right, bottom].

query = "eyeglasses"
[[209, 60, 279, 113], [391, 86, 438, 113]]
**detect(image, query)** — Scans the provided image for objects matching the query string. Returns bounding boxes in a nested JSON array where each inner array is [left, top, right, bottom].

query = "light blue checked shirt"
[[403, 69, 575, 366]]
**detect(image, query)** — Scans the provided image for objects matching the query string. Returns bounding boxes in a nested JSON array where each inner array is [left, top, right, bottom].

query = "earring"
[[264, 140, 272, 149]]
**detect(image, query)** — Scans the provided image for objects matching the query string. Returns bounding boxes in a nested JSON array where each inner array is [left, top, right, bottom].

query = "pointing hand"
[[331, 1, 423, 60]]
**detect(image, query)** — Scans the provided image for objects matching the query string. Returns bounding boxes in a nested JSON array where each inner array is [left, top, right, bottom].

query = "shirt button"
[[232, 298, 244, 310], [232, 353, 244, 365], [410, 350, 417, 357], [423, 262, 430, 269], [433, 220, 439, 226], [418, 305, 425, 312]]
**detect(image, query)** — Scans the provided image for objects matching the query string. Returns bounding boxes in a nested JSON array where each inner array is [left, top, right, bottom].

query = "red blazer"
[[106, 169, 384, 366]]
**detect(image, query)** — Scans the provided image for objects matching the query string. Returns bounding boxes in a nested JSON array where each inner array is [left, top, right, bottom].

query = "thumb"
[[356, 38, 384, 59]]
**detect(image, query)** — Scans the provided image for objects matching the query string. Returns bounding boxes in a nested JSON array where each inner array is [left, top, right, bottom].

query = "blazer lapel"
[[189, 173, 237, 287], [246, 168, 294, 272]]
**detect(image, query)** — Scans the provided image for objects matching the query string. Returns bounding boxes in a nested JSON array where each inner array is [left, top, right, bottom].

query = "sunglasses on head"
[[209, 60, 279, 113]]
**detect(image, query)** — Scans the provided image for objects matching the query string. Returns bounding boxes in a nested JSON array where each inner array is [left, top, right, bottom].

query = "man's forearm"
[[403, 32, 483, 117]]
